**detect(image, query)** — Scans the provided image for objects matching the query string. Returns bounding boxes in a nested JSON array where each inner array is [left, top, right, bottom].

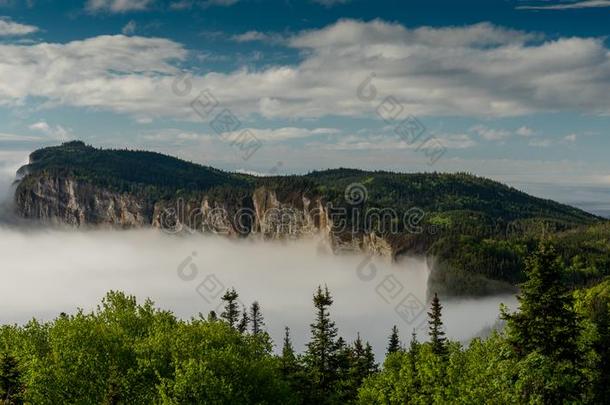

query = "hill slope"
[[14, 141, 607, 294]]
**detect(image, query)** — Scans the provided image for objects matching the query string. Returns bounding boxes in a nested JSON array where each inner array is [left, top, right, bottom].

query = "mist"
[[0, 226, 516, 358]]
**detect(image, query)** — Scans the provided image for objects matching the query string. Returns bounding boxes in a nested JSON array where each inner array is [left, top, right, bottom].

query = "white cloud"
[[518, 0, 610, 10], [528, 138, 553, 147], [122, 20, 137, 35], [169, 0, 239, 9], [28, 121, 70, 141], [231, 30, 272, 42], [564, 133, 578, 142], [472, 125, 512, 141], [2, 20, 610, 120], [86, 0, 154, 13], [0, 133, 42, 141], [516, 126, 535, 137], [0, 17, 38, 36]]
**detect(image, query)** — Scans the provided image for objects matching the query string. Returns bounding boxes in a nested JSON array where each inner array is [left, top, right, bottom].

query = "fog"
[[0, 226, 516, 358]]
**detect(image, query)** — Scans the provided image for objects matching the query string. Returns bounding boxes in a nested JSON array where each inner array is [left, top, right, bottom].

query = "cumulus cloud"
[[472, 125, 512, 141], [122, 20, 137, 35], [516, 126, 535, 137], [86, 0, 154, 13], [2, 20, 610, 120], [518, 0, 610, 10], [28, 121, 70, 141], [0, 17, 38, 36]]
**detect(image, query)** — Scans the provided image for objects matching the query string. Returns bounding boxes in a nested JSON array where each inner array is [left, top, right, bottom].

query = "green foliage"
[[0, 291, 293, 405], [427, 293, 447, 357]]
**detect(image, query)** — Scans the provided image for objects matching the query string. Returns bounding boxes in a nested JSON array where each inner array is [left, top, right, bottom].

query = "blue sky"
[[1, 0, 610, 214]]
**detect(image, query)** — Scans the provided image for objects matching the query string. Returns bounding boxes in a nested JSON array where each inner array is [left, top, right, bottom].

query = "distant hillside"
[[14, 141, 608, 295]]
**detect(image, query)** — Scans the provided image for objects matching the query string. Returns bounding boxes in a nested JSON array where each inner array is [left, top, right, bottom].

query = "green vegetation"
[[1, 244, 610, 404], [16, 142, 610, 290]]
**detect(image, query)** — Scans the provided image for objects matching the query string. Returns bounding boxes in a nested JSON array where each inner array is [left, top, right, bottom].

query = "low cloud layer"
[[0, 227, 515, 357]]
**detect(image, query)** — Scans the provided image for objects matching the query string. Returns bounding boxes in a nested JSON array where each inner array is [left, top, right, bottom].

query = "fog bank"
[[0, 227, 516, 358]]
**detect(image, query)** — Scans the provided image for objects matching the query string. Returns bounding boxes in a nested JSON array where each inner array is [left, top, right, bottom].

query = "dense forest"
[[1, 242, 609, 404], [16, 142, 610, 293]]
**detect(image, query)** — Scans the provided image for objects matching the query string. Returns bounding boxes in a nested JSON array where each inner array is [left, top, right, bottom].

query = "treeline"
[[2, 242, 610, 404]]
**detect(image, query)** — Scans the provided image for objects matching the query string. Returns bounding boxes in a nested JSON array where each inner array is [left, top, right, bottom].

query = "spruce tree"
[[386, 325, 401, 355], [250, 301, 265, 335], [501, 242, 580, 362], [220, 288, 240, 328], [281, 327, 297, 371], [237, 306, 249, 333], [304, 285, 340, 402], [428, 293, 447, 356]]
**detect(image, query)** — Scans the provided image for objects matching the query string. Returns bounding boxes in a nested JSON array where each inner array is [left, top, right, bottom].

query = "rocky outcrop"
[[15, 175, 152, 228], [14, 173, 403, 259]]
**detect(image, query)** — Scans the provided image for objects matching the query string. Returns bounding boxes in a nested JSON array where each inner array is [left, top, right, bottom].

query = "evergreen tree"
[[501, 242, 581, 362], [237, 306, 249, 334], [304, 285, 340, 403], [220, 288, 240, 328], [250, 301, 265, 335], [0, 353, 24, 405], [386, 325, 400, 355], [428, 293, 447, 357], [207, 310, 217, 322], [281, 327, 297, 371]]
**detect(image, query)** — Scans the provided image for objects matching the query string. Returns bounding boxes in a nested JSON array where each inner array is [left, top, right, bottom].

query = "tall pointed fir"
[[501, 242, 581, 362], [386, 325, 401, 355], [237, 306, 249, 333], [220, 288, 240, 328], [428, 293, 447, 357], [304, 285, 340, 402], [250, 301, 265, 335]]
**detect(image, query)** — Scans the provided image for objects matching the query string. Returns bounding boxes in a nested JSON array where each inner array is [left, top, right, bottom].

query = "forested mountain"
[[14, 141, 610, 293]]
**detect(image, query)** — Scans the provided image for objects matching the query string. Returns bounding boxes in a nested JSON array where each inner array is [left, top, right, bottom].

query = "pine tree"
[[250, 301, 265, 335], [428, 292, 447, 357], [220, 288, 240, 328], [501, 242, 581, 362], [0, 353, 24, 404], [386, 325, 400, 355], [237, 306, 249, 333], [207, 310, 217, 322], [408, 330, 420, 388], [304, 285, 340, 402]]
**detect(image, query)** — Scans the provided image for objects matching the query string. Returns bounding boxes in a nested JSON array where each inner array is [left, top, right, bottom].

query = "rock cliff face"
[[15, 175, 153, 228], [15, 173, 399, 259]]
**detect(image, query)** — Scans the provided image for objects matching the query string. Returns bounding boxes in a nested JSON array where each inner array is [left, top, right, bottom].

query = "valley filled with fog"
[[0, 162, 516, 358]]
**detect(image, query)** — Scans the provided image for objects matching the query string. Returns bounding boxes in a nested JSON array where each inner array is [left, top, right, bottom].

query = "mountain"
[[13, 141, 608, 295]]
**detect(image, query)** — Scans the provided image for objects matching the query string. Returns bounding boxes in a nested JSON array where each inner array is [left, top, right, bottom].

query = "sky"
[[0, 0, 610, 214]]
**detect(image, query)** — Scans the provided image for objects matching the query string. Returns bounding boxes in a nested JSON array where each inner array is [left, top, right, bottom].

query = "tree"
[[428, 293, 447, 357], [220, 288, 240, 328], [0, 353, 24, 405], [250, 301, 265, 335], [304, 285, 340, 403], [501, 242, 581, 362], [237, 306, 249, 334], [386, 325, 400, 355]]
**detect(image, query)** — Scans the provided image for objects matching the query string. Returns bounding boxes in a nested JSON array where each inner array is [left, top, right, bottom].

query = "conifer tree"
[[304, 285, 340, 402], [207, 310, 217, 321], [237, 306, 249, 333], [386, 325, 401, 355], [250, 301, 265, 335], [281, 327, 296, 371], [220, 288, 240, 328], [501, 242, 580, 362], [428, 292, 447, 357]]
